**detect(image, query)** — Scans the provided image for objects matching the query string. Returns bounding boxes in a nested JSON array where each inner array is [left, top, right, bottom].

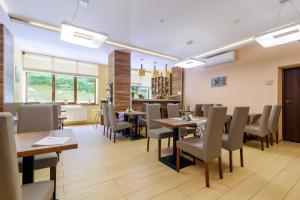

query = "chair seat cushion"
[[176, 137, 204, 160], [18, 153, 58, 172], [116, 121, 132, 131], [148, 128, 173, 139], [22, 181, 54, 200], [245, 124, 261, 136]]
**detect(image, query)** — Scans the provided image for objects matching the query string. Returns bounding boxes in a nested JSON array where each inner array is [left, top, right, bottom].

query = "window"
[[26, 72, 97, 104], [55, 75, 75, 103], [27, 72, 53, 102], [77, 77, 96, 104]]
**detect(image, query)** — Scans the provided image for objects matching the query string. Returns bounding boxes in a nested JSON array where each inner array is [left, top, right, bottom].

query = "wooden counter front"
[[132, 99, 181, 117]]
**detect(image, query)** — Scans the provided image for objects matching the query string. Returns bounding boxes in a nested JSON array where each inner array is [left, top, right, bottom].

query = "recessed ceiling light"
[[175, 58, 205, 69]]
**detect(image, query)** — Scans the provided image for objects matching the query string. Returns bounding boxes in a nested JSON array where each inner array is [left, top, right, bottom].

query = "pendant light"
[[164, 64, 171, 77], [152, 61, 159, 77], [138, 58, 146, 77]]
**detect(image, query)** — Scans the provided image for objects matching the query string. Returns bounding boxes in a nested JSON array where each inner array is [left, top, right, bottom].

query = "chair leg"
[[50, 166, 56, 200], [240, 148, 244, 167], [218, 156, 223, 179], [103, 126, 106, 136], [261, 137, 264, 151], [270, 132, 273, 146], [145, 125, 148, 138], [276, 131, 279, 144], [204, 162, 210, 188], [266, 135, 269, 148], [158, 139, 161, 160], [113, 131, 116, 143], [176, 148, 180, 172], [167, 137, 170, 147], [147, 138, 150, 152], [229, 150, 233, 172], [109, 129, 112, 140]]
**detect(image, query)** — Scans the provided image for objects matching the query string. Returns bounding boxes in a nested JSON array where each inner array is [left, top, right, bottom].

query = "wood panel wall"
[[0, 24, 14, 111], [108, 50, 131, 112], [171, 67, 184, 104]]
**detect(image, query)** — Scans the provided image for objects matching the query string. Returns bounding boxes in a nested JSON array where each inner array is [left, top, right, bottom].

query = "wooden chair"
[[222, 107, 249, 172], [176, 107, 227, 187], [0, 112, 54, 200]]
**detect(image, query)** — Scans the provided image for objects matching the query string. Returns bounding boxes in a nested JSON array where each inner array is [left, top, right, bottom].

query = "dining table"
[[15, 129, 78, 184], [118, 111, 147, 140], [151, 118, 196, 170]]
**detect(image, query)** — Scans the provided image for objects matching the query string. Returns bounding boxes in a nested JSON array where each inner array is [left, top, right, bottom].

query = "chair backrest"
[[194, 104, 203, 117], [107, 104, 117, 131], [17, 104, 54, 133], [147, 104, 161, 130], [142, 103, 147, 112], [268, 105, 282, 134], [3, 103, 22, 116], [52, 104, 59, 130], [258, 105, 272, 136], [203, 104, 214, 117], [0, 113, 22, 200], [102, 103, 110, 127], [167, 103, 180, 118], [203, 107, 227, 162], [227, 107, 250, 150]]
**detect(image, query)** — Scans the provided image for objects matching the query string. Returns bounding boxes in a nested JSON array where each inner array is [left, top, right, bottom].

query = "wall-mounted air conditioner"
[[201, 50, 236, 68]]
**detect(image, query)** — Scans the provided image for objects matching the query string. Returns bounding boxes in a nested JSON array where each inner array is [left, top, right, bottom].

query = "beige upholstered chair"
[[244, 105, 272, 151], [138, 103, 148, 137], [167, 103, 196, 137], [147, 104, 173, 160], [176, 107, 227, 187], [268, 105, 282, 145], [3, 102, 21, 115], [107, 104, 132, 143], [202, 104, 214, 117], [102, 103, 110, 137], [222, 107, 250, 172], [0, 112, 54, 200], [17, 104, 58, 199], [51, 103, 62, 130], [193, 104, 203, 117]]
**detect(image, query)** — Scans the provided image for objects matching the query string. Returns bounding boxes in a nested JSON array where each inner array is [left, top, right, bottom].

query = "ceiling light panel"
[[61, 22, 108, 48], [255, 23, 300, 48], [175, 58, 205, 69]]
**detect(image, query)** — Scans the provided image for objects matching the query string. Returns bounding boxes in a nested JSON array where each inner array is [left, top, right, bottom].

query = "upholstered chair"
[[107, 104, 132, 143], [268, 105, 282, 145], [176, 107, 227, 187], [3, 102, 22, 115], [0, 112, 54, 200], [222, 107, 250, 172], [138, 103, 148, 137], [147, 104, 173, 160], [202, 104, 214, 117], [167, 103, 196, 137], [102, 103, 110, 137], [244, 105, 272, 151], [193, 104, 203, 117], [17, 104, 58, 199]]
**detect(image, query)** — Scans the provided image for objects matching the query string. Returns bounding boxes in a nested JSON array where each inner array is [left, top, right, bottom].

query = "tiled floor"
[[34, 125, 300, 200]]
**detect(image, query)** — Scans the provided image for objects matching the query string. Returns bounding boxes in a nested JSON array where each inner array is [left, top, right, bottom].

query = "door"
[[283, 67, 300, 142]]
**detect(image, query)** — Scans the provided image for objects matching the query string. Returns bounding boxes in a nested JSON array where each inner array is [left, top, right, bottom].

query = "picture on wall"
[[211, 76, 227, 87]]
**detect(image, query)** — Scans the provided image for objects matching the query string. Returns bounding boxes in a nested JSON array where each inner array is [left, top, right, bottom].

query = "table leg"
[[130, 115, 145, 141], [23, 156, 34, 184], [159, 127, 193, 170]]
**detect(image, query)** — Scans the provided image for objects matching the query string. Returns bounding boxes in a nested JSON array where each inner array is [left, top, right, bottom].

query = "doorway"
[[283, 67, 300, 142]]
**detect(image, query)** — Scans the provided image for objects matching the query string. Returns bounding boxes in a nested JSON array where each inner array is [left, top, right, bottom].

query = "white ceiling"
[[2, 0, 300, 70]]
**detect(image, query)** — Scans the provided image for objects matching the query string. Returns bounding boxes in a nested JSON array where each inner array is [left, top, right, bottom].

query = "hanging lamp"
[[152, 61, 159, 77], [138, 58, 146, 76]]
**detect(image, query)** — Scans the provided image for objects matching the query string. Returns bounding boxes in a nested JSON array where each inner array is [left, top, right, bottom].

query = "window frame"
[[26, 71, 97, 105]]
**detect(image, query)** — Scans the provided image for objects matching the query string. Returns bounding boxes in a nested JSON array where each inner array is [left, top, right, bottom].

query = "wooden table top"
[[118, 111, 147, 116], [152, 118, 195, 128], [15, 129, 78, 158]]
